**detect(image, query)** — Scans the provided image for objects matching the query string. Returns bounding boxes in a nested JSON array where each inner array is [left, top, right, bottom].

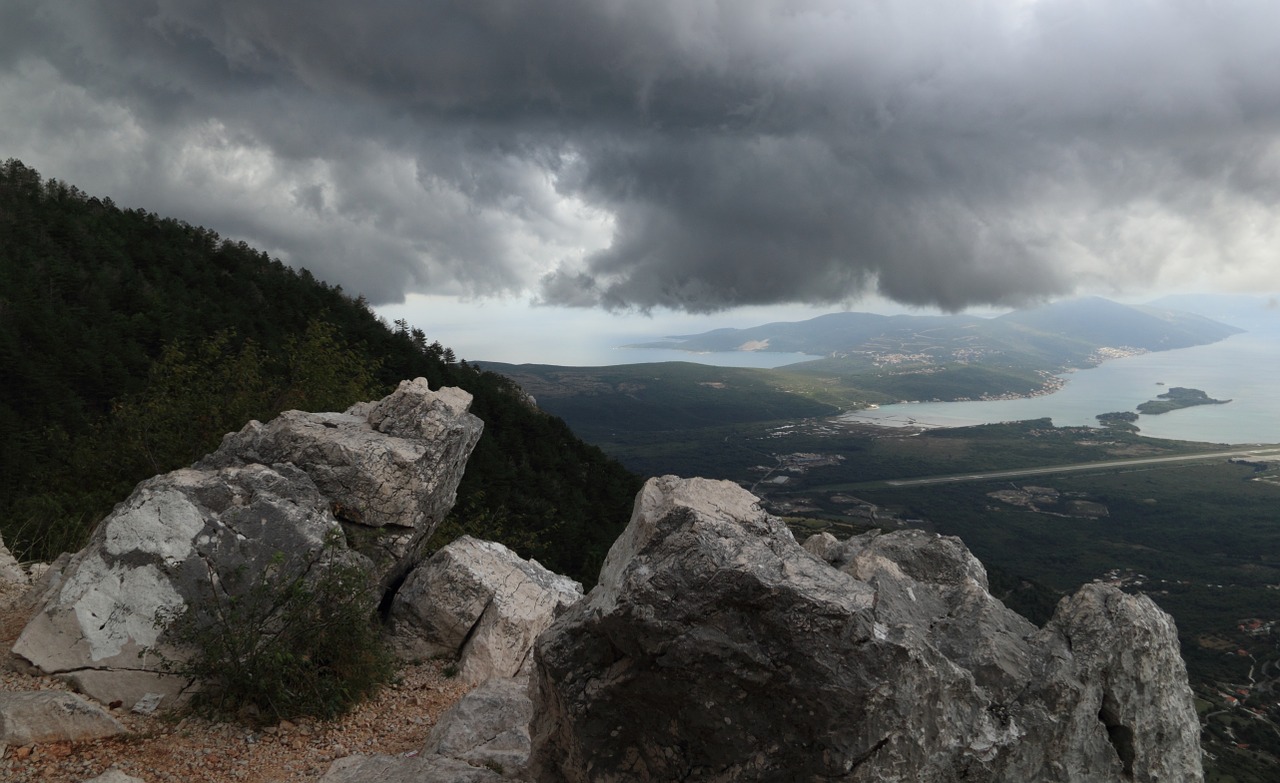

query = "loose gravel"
[[1, 587, 470, 783]]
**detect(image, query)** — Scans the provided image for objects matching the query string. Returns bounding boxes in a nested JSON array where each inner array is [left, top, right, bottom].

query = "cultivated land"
[[484, 299, 1246, 446], [525, 408, 1280, 782], [878, 446, 1280, 487]]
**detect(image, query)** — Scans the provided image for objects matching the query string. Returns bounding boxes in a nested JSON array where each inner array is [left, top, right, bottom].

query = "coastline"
[[836, 336, 1271, 443]]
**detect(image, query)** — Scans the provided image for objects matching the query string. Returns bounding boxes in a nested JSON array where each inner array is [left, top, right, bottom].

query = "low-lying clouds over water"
[[3, 1, 1278, 313]]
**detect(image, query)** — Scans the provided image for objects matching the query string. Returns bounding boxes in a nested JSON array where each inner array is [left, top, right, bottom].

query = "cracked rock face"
[[424, 675, 534, 774], [1023, 584, 1206, 782], [10, 379, 483, 711], [319, 753, 515, 783], [389, 536, 582, 686], [528, 476, 1203, 783], [200, 378, 484, 589], [0, 691, 127, 745], [0, 532, 27, 598], [11, 463, 355, 709]]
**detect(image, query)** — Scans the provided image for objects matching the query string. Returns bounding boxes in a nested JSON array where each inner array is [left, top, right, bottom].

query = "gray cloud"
[[3, 0, 1279, 310]]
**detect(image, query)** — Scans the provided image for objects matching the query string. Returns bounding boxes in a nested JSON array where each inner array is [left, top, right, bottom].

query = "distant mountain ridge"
[[996, 297, 1244, 350], [630, 311, 985, 357], [1144, 293, 1280, 333], [631, 297, 1242, 367], [492, 298, 1243, 449]]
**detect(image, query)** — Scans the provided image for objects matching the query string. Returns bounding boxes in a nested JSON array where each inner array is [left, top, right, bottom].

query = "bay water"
[[838, 332, 1280, 445]]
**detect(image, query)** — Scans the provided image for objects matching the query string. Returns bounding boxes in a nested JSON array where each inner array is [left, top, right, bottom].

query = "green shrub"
[[159, 532, 395, 723]]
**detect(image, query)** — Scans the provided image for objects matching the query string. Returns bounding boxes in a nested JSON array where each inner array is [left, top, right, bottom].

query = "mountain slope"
[[0, 159, 640, 582], [1146, 293, 1280, 333], [638, 297, 1241, 371], [482, 361, 856, 442], [629, 311, 987, 356], [488, 298, 1243, 455], [996, 296, 1244, 350]]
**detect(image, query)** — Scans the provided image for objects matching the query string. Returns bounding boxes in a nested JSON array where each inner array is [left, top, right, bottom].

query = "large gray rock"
[[319, 753, 518, 783], [201, 378, 484, 588], [828, 528, 1039, 705], [1025, 584, 1206, 782], [10, 380, 483, 710], [0, 532, 26, 596], [529, 475, 1203, 783], [81, 771, 144, 783], [389, 536, 582, 685], [11, 463, 357, 709], [424, 676, 533, 776], [0, 691, 126, 745]]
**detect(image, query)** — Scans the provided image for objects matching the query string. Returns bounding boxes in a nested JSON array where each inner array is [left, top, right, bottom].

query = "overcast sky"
[[3, 1, 1278, 361]]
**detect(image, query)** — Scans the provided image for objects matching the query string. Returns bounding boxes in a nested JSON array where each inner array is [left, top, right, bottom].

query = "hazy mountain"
[[1145, 293, 1280, 333], [629, 312, 986, 356], [494, 298, 1244, 446], [637, 297, 1242, 366], [995, 296, 1245, 349]]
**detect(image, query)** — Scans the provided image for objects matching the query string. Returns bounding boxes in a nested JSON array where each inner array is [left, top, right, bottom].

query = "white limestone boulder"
[[1026, 584, 1205, 782], [528, 475, 1204, 783], [81, 770, 145, 783], [424, 676, 532, 776], [319, 753, 516, 782], [10, 380, 483, 711], [389, 536, 582, 685], [200, 378, 484, 588], [11, 463, 354, 709], [0, 532, 28, 601], [0, 691, 126, 745]]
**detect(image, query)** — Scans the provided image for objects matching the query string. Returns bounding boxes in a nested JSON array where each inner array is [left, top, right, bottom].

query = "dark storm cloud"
[[3, 1, 1279, 309]]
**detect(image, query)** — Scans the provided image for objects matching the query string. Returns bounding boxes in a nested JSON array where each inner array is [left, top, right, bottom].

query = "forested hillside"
[[0, 159, 640, 584]]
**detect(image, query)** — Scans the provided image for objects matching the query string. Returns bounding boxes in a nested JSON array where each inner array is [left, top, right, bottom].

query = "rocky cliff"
[[6, 385, 1204, 782], [528, 476, 1203, 782], [10, 378, 483, 710]]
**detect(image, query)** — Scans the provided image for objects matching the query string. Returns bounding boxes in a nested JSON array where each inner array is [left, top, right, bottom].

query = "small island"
[[1096, 411, 1139, 429], [1136, 387, 1231, 415]]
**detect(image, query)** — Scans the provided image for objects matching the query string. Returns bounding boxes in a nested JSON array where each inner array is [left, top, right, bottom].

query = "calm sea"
[[838, 332, 1280, 445]]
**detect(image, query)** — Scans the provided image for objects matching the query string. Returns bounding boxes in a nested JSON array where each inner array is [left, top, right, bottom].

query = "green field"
[[548, 409, 1280, 781]]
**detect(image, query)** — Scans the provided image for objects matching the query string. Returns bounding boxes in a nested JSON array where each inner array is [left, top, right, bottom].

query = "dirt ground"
[[0, 583, 470, 783]]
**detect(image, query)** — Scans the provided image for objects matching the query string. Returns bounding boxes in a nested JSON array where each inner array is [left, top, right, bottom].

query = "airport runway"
[[883, 447, 1280, 487]]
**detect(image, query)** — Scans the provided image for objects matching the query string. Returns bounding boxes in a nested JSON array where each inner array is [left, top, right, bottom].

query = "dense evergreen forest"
[[0, 159, 641, 585]]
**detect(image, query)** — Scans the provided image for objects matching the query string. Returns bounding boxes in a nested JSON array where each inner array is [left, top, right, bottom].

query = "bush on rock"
[[160, 531, 395, 722]]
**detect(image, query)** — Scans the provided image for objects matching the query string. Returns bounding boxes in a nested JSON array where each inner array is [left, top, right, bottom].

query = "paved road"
[[883, 446, 1280, 487]]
